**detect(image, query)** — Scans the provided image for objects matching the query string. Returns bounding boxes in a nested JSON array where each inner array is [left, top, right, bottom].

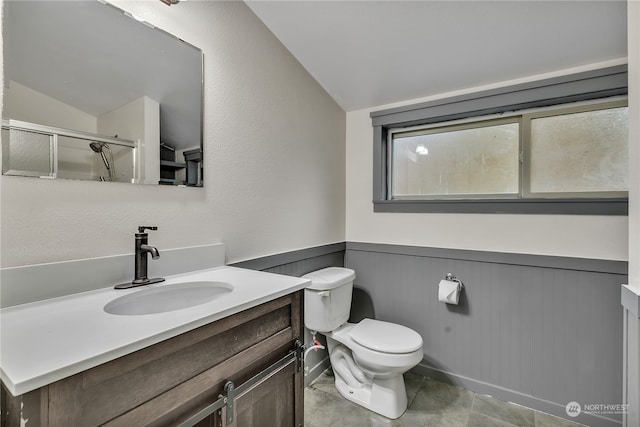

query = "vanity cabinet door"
[[102, 291, 303, 427], [221, 359, 302, 427], [105, 341, 303, 427]]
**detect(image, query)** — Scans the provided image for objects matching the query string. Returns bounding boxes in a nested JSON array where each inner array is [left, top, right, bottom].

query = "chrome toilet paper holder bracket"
[[445, 273, 464, 291]]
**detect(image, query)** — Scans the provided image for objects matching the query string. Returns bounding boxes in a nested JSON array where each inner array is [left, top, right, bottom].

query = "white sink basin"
[[104, 281, 233, 315]]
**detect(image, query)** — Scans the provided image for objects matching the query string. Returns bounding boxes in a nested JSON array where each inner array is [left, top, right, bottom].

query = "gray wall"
[[235, 240, 626, 425], [234, 244, 345, 278], [232, 243, 345, 385], [346, 242, 626, 427]]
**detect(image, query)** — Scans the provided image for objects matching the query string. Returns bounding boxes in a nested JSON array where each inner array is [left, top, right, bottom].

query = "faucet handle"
[[138, 226, 158, 233]]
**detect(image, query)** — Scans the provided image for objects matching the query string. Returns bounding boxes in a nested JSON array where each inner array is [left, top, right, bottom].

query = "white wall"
[[98, 96, 160, 184], [628, 0, 639, 290], [621, 6, 639, 426], [0, 0, 346, 268], [3, 80, 97, 133], [346, 59, 629, 261]]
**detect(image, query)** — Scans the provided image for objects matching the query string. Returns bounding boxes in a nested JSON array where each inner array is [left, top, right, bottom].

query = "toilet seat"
[[328, 322, 423, 373], [350, 319, 422, 354]]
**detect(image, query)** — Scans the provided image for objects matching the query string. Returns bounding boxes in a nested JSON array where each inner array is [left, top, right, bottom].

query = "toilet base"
[[333, 373, 408, 419]]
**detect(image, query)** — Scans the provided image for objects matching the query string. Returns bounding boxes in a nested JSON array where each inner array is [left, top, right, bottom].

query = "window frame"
[[371, 65, 628, 215]]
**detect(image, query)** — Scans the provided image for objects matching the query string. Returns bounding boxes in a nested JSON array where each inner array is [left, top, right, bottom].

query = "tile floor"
[[304, 370, 585, 427]]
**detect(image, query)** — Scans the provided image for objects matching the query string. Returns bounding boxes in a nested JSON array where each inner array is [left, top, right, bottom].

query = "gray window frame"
[[370, 65, 628, 215]]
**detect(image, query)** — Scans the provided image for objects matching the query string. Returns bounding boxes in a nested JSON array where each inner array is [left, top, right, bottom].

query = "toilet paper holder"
[[444, 273, 463, 291]]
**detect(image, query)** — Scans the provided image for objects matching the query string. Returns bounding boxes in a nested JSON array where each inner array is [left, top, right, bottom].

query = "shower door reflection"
[[2, 120, 136, 182]]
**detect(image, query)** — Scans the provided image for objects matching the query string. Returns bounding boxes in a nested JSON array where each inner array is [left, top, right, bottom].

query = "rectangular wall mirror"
[[2, 0, 204, 187]]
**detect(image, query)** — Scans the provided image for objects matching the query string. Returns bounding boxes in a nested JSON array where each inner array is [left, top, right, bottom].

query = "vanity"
[[0, 266, 309, 426]]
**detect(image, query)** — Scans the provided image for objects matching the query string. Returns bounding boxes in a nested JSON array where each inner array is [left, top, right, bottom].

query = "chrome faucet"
[[115, 226, 165, 289]]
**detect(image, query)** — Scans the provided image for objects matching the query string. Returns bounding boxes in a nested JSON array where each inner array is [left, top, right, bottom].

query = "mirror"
[[2, 0, 204, 186]]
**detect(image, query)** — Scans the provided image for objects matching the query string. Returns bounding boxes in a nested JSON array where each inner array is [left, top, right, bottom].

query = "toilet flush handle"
[[318, 290, 330, 297]]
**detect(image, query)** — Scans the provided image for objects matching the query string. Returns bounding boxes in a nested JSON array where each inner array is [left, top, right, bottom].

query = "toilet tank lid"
[[302, 267, 356, 291]]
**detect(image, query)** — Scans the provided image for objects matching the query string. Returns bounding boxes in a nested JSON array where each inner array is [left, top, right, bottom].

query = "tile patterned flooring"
[[304, 371, 585, 427]]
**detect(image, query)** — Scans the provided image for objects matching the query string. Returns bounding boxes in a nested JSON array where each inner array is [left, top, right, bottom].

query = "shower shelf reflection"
[[1, 119, 137, 183]]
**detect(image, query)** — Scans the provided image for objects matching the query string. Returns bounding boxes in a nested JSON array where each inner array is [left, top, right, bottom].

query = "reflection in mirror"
[[2, 0, 204, 186], [2, 120, 135, 182]]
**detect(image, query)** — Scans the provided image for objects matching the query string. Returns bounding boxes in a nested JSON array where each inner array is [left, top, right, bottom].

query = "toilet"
[[302, 267, 423, 419]]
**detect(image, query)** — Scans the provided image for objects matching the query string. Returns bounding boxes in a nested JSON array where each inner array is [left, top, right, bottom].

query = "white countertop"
[[0, 266, 310, 396]]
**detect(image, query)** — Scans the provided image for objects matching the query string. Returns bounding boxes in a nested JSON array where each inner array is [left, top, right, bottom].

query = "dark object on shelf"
[[159, 143, 202, 186], [159, 143, 186, 185], [183, 148, 202, 187]]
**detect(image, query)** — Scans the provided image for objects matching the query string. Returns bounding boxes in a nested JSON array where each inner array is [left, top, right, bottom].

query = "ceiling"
[[245, 0, 628, 112]]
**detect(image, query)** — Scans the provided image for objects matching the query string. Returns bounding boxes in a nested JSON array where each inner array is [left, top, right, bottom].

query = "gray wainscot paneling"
[[345, 242, 627, 427], [232, 242, 346, 386]]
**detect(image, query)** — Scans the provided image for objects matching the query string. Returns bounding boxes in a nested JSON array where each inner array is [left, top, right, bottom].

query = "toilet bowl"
[[302, 267, 423, 419]]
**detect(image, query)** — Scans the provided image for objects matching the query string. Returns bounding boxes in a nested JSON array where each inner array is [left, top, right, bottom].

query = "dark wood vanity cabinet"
[[1, 291, 304, 427]]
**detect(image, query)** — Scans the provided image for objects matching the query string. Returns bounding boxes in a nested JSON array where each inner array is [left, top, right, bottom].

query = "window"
[[390, 118, 520, 200], [371, 65, 629, 214], [388, 99, 628, 202], [525, 102, 628, 197]]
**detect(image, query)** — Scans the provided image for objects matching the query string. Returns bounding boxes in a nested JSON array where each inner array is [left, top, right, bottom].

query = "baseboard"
[[304, 356, 331, 388], [412, 363, 621, 427]]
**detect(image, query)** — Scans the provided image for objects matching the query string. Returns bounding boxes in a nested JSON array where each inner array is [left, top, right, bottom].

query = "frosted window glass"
[[392, 123, 519, 198], [2, 129, 52, 176], [530, 107, 628, 194]]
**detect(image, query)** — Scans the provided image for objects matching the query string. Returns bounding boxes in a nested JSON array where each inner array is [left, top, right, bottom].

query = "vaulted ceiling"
[[246, 1, 628, 112]]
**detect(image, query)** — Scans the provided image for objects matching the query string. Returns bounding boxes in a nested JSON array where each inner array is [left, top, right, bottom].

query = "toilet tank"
[[302, 267, 355, 333]]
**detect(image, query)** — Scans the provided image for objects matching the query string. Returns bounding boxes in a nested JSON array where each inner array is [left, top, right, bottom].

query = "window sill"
[[373, 198, 628, 215]]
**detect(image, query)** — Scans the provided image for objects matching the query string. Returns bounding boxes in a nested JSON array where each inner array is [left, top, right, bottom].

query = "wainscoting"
[[345, 242, 627, 427], [232, 243, 345, 278], [232, 242, 345, 386], [232, 241, 626, 425]]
